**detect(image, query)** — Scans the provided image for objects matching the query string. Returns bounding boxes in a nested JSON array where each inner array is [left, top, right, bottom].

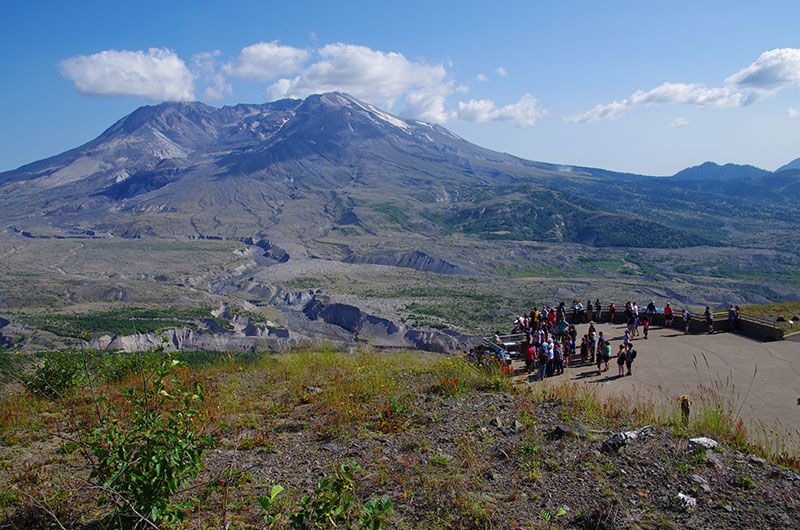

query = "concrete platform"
[[511, 322, 800, 436]]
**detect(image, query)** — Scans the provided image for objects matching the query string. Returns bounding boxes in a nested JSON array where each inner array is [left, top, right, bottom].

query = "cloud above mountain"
[[267, 43, 448, 115], [221, 41, 310, 81], [58, 42, 541, 127], [60, 48, 195, 101], [566, 48, 800, 123], [455, 94, 546, 126]]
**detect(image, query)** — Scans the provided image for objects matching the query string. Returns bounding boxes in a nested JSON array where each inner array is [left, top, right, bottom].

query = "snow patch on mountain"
[[350, 98, 411, 133]]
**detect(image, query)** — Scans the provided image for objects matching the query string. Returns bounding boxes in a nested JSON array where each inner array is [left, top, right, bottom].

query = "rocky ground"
[[1, 350, 798, 529]]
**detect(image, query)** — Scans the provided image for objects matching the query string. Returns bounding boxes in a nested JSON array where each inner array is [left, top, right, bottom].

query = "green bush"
[[255, 461, 393, 529], [87, 349, 213, 528], [24, 350, 83, 398]]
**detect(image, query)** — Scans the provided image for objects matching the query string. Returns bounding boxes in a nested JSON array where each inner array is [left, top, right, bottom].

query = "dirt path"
[[510, 322, 800, 435]]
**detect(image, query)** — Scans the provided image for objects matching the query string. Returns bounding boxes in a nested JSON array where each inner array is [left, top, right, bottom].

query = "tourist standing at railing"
[[625, 303, 635, 335], [734, 306, 741, 331], [704, 306, 714, 334], [728, 305, 735, 332], [646, 301, 656, 324], [609, 302, 616, 322], [683, 309, 690, 334], [664, 303, 674, 328]]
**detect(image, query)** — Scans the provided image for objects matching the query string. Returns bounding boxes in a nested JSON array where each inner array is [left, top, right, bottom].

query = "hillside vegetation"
[[1, 346, 798, 529]]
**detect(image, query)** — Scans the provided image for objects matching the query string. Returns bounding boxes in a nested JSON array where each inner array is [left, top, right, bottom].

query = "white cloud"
[[475, 73, 488, 82], [268, 43, 450, 113], [222, 41, 309, 81], [726, 48, 800, 93], [789, 108, 800, 118], [192, 50, 220, 73], [564, 100, 628, 123], [191, 50, 231, 100], [670, 117, 689, 128], [456, 94, 546, 126], [567, 47, 800, 123], [629, 82, 747, 107], [566, 82, 748, 123], [403, 83, 455, 122], [59, 41, 546, 127], [265, 43, 544, 126], [495, 67, 508, 77], [60, 48, 195, 101], [202, 73, 232, 100]]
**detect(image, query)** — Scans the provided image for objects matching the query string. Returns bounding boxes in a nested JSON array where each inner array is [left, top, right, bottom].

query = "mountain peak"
[[776, 157, 800, 173], [672, 161, 769, 181]]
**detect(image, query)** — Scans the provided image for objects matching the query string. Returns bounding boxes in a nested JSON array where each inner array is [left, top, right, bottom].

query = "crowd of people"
[[485, 300, 655, 381], [477, 299, 747, 383]]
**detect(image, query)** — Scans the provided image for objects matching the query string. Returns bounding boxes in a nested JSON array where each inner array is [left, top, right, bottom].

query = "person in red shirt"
[[525, 344, 536, 373], [664, 303, 674, 328]]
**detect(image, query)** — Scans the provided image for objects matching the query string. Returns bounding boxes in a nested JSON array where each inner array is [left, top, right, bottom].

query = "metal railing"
[[689, 311, 782, 330]]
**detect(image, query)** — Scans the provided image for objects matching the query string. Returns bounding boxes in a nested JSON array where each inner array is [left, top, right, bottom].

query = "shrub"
[[24, 349, 83, 398], [87, 349, 213, 528], [256, 461, 393, 529]]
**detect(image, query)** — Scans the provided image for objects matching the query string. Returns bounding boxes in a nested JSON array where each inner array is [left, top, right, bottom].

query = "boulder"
[[689, 437, 718, 452], [601, 425, 654, 453]]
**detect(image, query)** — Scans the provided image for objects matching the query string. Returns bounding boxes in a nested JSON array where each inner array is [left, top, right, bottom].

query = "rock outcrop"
[[344, 250, 473, 275]]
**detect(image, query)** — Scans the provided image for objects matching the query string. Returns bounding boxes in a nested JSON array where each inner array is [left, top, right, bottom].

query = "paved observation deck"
[[505, 321, 800, 436]]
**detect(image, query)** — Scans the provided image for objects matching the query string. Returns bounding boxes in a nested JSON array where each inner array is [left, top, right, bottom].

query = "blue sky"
[[2, 1, 799, 175]]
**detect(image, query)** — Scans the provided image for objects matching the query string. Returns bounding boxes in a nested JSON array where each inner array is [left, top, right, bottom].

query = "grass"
[[1, 345, 799, 528], [370, 202, 409, 225], [12, 306, 234, 339], [742, 300, 800, 327]]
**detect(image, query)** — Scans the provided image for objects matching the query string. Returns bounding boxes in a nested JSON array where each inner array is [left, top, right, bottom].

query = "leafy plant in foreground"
[[255, 460, 393, 529], [87, 347, 213, 528]]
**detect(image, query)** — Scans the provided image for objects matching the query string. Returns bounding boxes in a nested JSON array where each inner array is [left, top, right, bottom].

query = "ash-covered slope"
[[0, 93, 564, 235], [0, 92, 715, 248]]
